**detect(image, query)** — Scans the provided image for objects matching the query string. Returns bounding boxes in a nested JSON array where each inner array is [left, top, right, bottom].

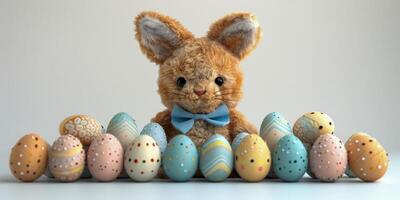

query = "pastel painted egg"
[[232, 132, 249, 152], [124, 135, 161, 181], [49, 135, 85, 182], [235, 134, 271, 182], [345, 166, 356, 178], [163, 135, 198, 182], [140, 122, 167, 154], [345, 132, 389, 182], [9, 133, 49, 182], [293, 112, 335, 150], [80, 146, 92, 178], [309, 134, 347, 182], [200, 134, 233, 182], [59, 114, 102, 146], [107, 112, 139, 149], [88, 134, 123, 181], [260, 112, 292, 151], [272, 135, 307, 182]]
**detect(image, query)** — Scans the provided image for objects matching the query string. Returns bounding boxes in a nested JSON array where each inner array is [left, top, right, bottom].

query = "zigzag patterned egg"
[[235, 134, 271, 182], [200, 134, 233, 182], [107, 112, 139, 150], [141, 122, 167, 154], [49, 135, 85, 182], [163, 135, 198, 182], [59, 114, 102, 146]]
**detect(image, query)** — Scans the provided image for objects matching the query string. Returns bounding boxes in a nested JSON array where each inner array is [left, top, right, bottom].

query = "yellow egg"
[[234, 134, 271, 182], [59, 114, 102, 145]]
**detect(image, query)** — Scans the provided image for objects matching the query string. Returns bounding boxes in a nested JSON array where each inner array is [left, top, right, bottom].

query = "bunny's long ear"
[[135, 11, 194, 64], [207, 13, 262, 60]]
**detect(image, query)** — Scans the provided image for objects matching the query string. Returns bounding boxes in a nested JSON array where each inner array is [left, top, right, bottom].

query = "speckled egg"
[[235, 134, 271, 182], [124, 135, 161, 181], [87, 134, 123, 181], [49, 135, 85, 182], [163, 135, 198, 182], [273, 135, 308, 182], [293, 112, 335, 150], [140, 122, 167, 154], [9, 133, 49, 182], [107, 112, 139, 149], [200, 134, 233, 182], [59, 114, 102, 145], [232, 132, 249, 152], [260, 112, 292, 151], [345, 132, 389, 182], [309, 134, 347, 182]]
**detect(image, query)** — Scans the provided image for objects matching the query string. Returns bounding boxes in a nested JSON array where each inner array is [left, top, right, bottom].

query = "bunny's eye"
[[176, 77, 186, 88], [215, 76, 224, 86]]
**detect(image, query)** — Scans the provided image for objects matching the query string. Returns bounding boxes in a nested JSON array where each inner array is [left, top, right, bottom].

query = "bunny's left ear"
[[207, 13, 262, 60]]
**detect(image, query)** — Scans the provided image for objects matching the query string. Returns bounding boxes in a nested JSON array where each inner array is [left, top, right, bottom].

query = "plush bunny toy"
[[134, 11, 261, 147]]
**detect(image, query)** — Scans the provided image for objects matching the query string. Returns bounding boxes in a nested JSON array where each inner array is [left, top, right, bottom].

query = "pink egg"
[[87, 134, 123, 182], [309, 134, 347, 182]]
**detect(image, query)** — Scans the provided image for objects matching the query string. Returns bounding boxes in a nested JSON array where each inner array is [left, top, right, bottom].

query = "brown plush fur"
[[134, 11, 261, 147]]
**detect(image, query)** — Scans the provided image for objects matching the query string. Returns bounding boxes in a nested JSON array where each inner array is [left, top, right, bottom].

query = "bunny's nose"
[[194, 88, 206, 96]]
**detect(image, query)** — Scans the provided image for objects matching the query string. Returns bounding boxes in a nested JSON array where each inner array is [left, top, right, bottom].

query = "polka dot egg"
[[140, 122, 167, 154], [309, 134, 347, 182], [163, 135, 198, 182], [124, 135, 161, 182], [49, 135, 85, 182], [9, 133, 49, 182], [59, 114, 102, 146], [345, 132, 389, 182], [293, 112, 335, 150], [232, 132, 249, 152], [200, 134, 233, 182], [87, 134, 123, 182], [273, 135, 308, 182], [107, 112, 139, 150], [235, 134, 271, 182]]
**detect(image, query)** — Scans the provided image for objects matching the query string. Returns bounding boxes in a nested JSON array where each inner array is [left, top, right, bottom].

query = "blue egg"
[[345, 166, 356, 178], [107, 112, 139, 149], [162, 135, 198, 182], [232, 132, 249, 152], [200, 134, 233, 182], [140, 122, 167, 154], [260, 112, 292, 151], [273, 134, 308, 182]]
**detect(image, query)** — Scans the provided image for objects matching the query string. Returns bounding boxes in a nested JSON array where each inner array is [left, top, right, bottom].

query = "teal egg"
[[260, 112, 292, 151], [273, 134, 308, 182], [200, 134, 233, 182], [107, 112, 139, 149], [162, 135, 198, 182], [345, 166, 356, 178], [232, 132, 249, 152], [141, 122, 167, 154]]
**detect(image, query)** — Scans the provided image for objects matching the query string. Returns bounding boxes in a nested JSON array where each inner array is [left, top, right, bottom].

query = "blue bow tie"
[[171, 104, 230, 134]]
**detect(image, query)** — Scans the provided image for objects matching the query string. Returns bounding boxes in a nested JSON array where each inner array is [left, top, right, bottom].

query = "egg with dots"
[[235, 134, 271, 182], [49, 135, 85, 182], [232, 132, 249, 152], [309, 134, 347, 182], [293, 112, 335, 151], [107, 112, 139, 150], [345, 132, 389, 182], [163, 135, 198, 182], [87, 134, 123, 182], [59, 114, 102, 146], [199, 134, 233, 182], [273, 135, 308, 182], [140, 122, 167, 154], [124, 135, 161, 181], [9, 133, 49, 182]]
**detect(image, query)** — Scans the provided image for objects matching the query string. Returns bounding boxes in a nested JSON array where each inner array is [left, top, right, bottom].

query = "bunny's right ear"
[[134, 11, 194, 64]]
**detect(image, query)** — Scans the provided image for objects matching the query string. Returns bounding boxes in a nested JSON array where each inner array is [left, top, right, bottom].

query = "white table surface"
[[0, 155, 398, 200]]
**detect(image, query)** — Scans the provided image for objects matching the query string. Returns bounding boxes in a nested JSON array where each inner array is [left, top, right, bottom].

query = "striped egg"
[[141, 122, 167, 154], [200, 134, 233, 182], [107, 112, 139, 149], [59, 114, 102, 146], [49, 135, 85, 182], [235, 134, 271, 182], [260, 112, 292, 151], [232, 132, 249, 152]]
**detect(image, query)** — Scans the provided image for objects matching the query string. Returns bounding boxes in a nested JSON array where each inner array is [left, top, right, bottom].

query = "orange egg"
[[345, 132, 389, 182], [9, 133, 49, 182]]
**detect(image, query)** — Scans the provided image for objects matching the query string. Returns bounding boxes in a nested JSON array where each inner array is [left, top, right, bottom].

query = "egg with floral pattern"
[[59, 114, 102, 146]]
